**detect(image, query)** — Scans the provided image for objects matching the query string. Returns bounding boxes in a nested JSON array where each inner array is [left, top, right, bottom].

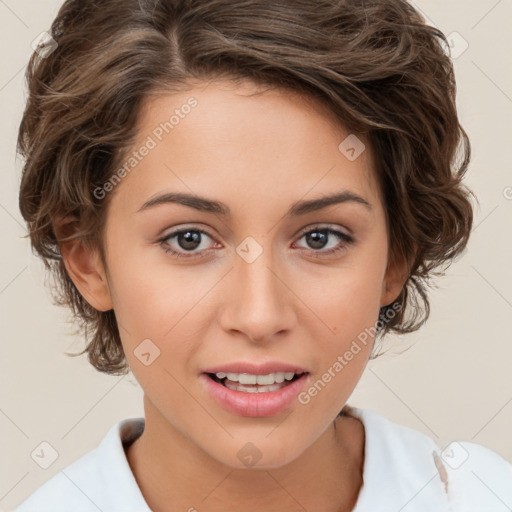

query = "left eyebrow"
[[136, 190, 372, 217], [288, 191, 372, 216]]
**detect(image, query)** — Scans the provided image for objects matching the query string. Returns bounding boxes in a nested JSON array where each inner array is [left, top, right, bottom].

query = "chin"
[[205, 434, 309, 471]]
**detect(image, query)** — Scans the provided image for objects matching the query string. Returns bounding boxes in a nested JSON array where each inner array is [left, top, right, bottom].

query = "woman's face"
[[96, 78, 403, 468]]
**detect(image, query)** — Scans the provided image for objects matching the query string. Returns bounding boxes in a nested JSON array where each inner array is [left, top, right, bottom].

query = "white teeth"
[[242, 374, 258, 385], [215, 371, 300, 385], [224, 381, 285, 393], [256, 374, 274, 385]]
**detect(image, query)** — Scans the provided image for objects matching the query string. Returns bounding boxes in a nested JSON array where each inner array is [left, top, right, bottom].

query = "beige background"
[[1, 0, 511, 510]]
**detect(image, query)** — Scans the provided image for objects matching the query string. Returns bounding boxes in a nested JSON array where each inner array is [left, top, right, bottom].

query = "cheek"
[[105, 242, 214, 380], [314, 272, 379, 368], [105, 234, 199, 332], [297, 242, 387, 387], [295, 268, 381, 418], [302, 252, 386, 335]]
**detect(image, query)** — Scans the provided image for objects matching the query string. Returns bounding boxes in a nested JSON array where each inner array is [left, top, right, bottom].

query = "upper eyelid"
[[161, 223, 350, 236], [160, 226, 215, 241], [295, 224, 352, 237]]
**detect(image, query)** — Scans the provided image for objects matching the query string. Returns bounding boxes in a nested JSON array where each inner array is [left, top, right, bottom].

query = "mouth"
[[205, 371, 308, 393], [200, 370, 311, 417], [199, 361, 311, 416]]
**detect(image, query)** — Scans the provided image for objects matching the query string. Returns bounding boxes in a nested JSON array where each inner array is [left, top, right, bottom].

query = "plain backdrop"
[[1, 0, 511, 510]]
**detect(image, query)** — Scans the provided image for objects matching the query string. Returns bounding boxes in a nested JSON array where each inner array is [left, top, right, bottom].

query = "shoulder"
[[345, 405, 512, 512], [13, 418, 148, 512], [440, 439, 512, 511], [13, 447, 107, 512]]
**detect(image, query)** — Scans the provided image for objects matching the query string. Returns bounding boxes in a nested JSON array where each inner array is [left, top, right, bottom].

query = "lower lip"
[[200, 373, 310, 417]]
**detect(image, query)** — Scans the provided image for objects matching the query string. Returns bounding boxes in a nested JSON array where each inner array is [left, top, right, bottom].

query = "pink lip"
[[199, 372, 311, 417], [201, 361, 309, 375]]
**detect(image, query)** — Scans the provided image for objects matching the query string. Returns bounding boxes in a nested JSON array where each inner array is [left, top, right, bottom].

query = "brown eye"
[[294, 227, 354, 258], [159, 228, 217, 259]]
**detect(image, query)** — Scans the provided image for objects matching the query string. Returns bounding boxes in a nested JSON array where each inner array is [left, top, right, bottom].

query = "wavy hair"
[[18, 0, 474, 375]]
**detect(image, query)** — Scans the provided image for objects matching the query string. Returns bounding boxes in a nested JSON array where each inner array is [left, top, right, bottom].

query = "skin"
[[58, 78, 408, 512]]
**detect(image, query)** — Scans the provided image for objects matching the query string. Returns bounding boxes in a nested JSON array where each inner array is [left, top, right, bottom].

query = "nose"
[[218, 245, 296, 344]]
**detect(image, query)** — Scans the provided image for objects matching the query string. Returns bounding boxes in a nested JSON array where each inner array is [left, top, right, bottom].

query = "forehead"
[[111, 78, 381, 215]]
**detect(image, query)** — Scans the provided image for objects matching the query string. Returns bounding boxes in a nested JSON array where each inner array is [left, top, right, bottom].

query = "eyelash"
[[158, 225, 354, 260]]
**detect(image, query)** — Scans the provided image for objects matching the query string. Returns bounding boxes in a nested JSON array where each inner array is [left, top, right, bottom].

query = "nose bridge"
[[223, 237, 294, 340], [239, 248, 281, 303]]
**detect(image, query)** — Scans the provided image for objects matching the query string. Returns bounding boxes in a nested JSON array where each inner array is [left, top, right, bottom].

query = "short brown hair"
[[17, 0, 474, 375]]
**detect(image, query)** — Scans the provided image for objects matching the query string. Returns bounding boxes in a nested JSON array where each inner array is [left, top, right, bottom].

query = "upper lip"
[[202, 361, 309, 375]]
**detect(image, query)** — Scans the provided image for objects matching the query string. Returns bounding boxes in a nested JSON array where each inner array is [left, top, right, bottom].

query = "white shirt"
[[13, 406, 512, 512]]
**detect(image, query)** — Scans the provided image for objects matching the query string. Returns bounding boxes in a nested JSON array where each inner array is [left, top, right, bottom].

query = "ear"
[[54, 217, 113, 312], [380, 246, 414, 307]]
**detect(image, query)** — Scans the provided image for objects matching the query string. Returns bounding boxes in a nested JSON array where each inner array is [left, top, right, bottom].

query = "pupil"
[[179, 231, 201, 250], [307, 230, 327, 249]]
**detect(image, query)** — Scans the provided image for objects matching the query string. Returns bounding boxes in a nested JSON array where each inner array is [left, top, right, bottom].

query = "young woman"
[[14, 0, 511, 511]]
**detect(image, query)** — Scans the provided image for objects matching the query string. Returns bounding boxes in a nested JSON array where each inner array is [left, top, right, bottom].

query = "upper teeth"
[[215, 372, 299, 385]]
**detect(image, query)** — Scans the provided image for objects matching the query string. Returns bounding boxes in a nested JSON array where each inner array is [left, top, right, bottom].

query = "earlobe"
[[55, 217, 113, 312]]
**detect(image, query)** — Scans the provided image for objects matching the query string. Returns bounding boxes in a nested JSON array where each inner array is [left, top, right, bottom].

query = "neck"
[[125, 398, 365, 512]]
